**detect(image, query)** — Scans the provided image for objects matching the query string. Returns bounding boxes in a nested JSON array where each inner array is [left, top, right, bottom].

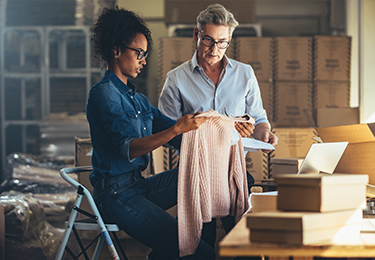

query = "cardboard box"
[[75, 137, 92, 167], [269, 128, 318, 178], [270, 128, 318, 159], [164, 0, 256, 24], [247, 209, 362, 245], [225, 38, 235, 59], [236, 37, 273, 82], [273, 81, 314, 127], [316, 123, 375, 185], [313, 36, 351, 81], [270, 157, 303, 178], [158, 37, 195, 92], [313, 81, 350, 109], [274, 37, 313, 81], [250, 191, 278, 213], [275, 174, 368, 212], [258, 81, 273, 124], [314, 107, 359, 127], [245, 150, 269, 182]]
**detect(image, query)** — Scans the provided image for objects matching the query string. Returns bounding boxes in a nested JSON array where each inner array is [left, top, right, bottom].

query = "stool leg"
[[55, 193, 83, 260], [111, 231, 128, 260], [92, 234, 105, 260]]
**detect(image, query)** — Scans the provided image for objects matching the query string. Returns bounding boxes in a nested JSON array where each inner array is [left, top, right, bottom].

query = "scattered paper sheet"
[[242, 137, 275, 152]]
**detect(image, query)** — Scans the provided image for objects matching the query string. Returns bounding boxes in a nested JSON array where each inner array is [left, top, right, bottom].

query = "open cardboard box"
[[316, 123, 375, 185]]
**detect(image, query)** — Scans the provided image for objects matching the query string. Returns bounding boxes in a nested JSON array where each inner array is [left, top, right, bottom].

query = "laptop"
[[297, 141, 349, 174]]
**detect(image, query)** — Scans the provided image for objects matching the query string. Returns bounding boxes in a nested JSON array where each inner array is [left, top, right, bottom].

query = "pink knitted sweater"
[[177, 110, 250, 257]]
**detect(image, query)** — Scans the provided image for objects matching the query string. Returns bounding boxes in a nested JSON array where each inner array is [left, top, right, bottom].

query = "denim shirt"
[[86, 70, 180, 186]]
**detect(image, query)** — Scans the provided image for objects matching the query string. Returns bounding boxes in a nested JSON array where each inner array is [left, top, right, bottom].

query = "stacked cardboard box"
[[268, 127, 318, 178], [247, 174, 368, 245], [316, 123, 375, 185], [273, 37, 313, 127], [158, 37, 196, 94], [157, 36, 355, 181], [313, 36, 358, 127], [235, 37, 274, 181]]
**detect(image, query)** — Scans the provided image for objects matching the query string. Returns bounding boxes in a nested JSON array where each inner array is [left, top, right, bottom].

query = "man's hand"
[[235, 122, 255, 138], [252, 123, 278, 153]]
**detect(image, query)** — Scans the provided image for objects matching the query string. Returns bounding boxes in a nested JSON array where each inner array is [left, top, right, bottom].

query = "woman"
[[86, 6, 214, 260]]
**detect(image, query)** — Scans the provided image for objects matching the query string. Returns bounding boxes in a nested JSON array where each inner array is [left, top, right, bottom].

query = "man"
[[159, 3, 277, 148], [158, 3, 278, 251]]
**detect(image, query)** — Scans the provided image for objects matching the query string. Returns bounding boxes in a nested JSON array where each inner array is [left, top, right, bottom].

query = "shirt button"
[[138, 111, 140, 114], [131, 96, 133, 99], [135, 115, 138, 118], [143, 127, 146, 130]]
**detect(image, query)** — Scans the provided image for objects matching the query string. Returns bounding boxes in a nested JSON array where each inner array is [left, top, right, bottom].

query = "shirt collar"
[[190, 50, 233, 72], [106, 70, 137, 94]]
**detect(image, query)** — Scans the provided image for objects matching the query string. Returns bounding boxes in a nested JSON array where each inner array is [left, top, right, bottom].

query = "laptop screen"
[[297, 141, 349, 174]]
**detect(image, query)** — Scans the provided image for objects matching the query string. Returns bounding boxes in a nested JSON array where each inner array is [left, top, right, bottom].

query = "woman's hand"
[[173, 111, 208, 135]]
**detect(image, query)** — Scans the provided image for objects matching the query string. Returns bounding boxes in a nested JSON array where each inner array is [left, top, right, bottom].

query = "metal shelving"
[[0, 25, 102, 180]]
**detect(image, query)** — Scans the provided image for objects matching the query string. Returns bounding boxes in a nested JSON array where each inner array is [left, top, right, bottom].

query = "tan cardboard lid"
[[368, 123, 375, 136], [247, 209, 362, 231], [75, 136, 91, 144], [316, 124, 375, 143], [270, 157, 304, 165], [274, 173, 368, 186]]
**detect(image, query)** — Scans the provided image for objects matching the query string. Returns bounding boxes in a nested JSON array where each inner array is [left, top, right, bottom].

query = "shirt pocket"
[[125, 111, 142, 132], [142, 112, 153, 134]]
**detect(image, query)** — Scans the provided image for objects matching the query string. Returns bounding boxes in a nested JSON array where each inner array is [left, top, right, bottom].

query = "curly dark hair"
[[91, 6, 152, 68]]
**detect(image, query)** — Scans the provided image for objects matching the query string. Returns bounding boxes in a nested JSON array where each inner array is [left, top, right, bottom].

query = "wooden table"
[[219, 214, 375, 259]]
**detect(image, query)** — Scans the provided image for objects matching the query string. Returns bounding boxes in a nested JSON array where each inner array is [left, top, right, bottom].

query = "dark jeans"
[[93, 168, 215, 260]]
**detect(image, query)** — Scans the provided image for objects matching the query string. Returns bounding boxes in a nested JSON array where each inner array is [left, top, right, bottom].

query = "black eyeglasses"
[[198, 30, 230, 49], [124, 46, 149, 60]]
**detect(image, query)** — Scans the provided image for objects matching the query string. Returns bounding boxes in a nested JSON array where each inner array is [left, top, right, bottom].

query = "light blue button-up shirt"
[[158, 51, 270, 126]]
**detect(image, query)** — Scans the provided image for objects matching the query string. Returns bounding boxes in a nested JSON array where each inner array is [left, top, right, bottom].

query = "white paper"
[[242, 137, 275, 152]]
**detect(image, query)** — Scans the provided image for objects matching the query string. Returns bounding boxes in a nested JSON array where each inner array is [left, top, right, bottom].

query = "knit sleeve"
[[228, 137, 250, 222]]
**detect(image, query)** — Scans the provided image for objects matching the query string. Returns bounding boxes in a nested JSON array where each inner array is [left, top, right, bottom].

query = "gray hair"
[[196, 3, 239, 35]]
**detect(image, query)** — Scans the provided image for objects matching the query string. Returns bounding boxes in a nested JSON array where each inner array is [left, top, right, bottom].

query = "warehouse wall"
[[118, 0, 340, 107]]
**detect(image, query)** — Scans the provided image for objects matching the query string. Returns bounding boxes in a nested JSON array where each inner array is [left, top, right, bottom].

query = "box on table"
[[273, 81, 314, 127], [236, 37, 274, 82], [274, 37, 313, 81], [314, 107, 359, 127], [313, 36, 351, 81], [270, 157, 303, 178], [275, 173, 368, 212], [250, 191, 278, 213], [247, 208, 362, 245], [316, 124, 375, 185], [269, 128, 317, 178]]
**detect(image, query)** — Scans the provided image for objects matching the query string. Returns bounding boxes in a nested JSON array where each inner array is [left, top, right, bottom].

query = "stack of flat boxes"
[[247, 174, 368, 245]]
